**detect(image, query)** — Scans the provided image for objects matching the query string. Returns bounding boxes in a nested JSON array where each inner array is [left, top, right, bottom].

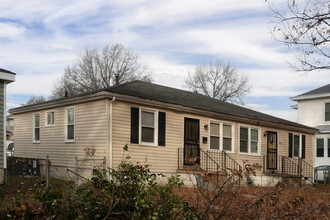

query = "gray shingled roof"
[[9, 81, 317, 132], [0, 68, 16, 75], [105, 81, 314, 130], [294, 84, 330, 98]]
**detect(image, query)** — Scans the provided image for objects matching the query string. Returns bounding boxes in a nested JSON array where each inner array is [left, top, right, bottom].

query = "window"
[[131, 107, 165, 146], [240, 127, 248, 153], [66, 108, 75, 141], [326, 103, 330, 121], [140, 109, 157, 144], [293, 135, 300, 157], [240, 126, 260, 154], [46, 111, 55, 126], [210, 122, 220, 150], [223, 124, 232, 151], [33, 113, 40, 143], [328, 139, 330, 158], [209, 122, 233, 152], [250, 129, 259, 153], [317, 138, 324, 157]]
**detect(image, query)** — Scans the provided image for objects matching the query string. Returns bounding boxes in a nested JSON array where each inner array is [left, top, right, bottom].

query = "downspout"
[[110, 96, 116, 170]]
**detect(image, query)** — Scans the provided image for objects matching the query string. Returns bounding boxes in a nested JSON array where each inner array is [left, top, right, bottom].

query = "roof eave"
[[9, 91, 111, 114], [291, 92, 330, 101], [9, 89, 318, 135]]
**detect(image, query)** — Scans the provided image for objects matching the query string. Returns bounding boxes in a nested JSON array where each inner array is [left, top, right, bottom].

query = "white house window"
[[240, 127, 248, 153], [140, 109, 157, 144], [317, 138, 324, 157], [250, 129, 259, 153], [66, 108, 75, 141], [210, 122, 220, 150], [33, 113, 40, 143], [46, 111, 55, 126], [223, 124, 232, 151], [240, 126, 260, 154], [326, 103, 330, 121]]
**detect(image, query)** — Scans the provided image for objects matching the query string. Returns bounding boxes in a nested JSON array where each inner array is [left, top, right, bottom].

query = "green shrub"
[[34, 145, 198, 219]]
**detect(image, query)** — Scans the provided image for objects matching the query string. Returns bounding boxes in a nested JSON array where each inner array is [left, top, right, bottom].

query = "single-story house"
[[0, 68, 15, 183], [9, 81, 318, 186]]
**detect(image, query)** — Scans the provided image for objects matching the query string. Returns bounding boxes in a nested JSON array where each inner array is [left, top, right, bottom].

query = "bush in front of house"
[[33, 145, 198, 220]]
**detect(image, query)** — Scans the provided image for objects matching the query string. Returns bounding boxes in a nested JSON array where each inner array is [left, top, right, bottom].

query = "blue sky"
[[1, 0, 329, 121]]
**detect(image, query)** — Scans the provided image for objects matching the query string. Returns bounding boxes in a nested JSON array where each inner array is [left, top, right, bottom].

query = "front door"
[[184, 118, 200, 166], [267, 131, 278, 170]]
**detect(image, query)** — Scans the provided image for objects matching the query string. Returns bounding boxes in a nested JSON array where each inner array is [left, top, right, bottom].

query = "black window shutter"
[[302, 135, 306, 159], [130, 107, 139, 144], [289, 133, 293, 158], [158, 112, 166, 146]]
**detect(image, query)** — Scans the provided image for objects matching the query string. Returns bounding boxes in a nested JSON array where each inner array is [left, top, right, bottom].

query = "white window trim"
[[65, 107, 75, 143], [315, 137, 325, 158], [32, 112, 40, 144], [238, 124, 261, 156], [139, 107, 158, 146], [209, 120, 235, 153], [324, 101, 330, 124], [45, 110, 55, 127], [292, 133, 302, 158]]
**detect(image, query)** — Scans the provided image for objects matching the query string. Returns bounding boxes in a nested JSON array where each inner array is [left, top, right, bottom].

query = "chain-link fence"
[[4, 154, 106, 188]]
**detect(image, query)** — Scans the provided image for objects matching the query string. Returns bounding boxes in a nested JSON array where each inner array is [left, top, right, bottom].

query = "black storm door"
[[184, 118, 200, 165], [267, 131, 278, 170]]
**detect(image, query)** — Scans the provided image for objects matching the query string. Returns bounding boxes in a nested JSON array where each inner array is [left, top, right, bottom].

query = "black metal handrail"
[[200, 148, 220, 173], [281, 156, 299, 176]]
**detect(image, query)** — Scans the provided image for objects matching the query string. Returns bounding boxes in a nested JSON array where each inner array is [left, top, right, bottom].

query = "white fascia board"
[[0, 72, 15, 83], [290, 93, 330, 101]]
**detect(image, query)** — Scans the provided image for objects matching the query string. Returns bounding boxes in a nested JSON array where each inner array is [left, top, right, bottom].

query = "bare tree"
[[268, 0, 330, 71], [51, 43, 152, 99], [185, 61, 250, 104], [26, 95, 47, 105]]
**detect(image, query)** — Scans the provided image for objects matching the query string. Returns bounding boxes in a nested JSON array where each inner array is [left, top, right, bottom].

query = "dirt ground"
[[1, 176, 329, 219]]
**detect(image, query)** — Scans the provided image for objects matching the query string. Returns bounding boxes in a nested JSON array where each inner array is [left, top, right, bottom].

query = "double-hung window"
[[140, 109, 157, 145], [250, 129, 259, 153], [33, 113, 40, 143], [131, 107, 166, 146], [46, 111, 55, 126], [317, 138, 324, 157], [209, 122, 233, 152], [66, 108, 75, 141], [239, 126, 260, 155], [210, 123, 220, 150], [240, 127, 248, 153], [223, 124, 232, 151], [325, 103, 330, 121]]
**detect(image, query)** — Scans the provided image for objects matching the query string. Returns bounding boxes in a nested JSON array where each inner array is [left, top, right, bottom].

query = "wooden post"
[[75, 156, 78, 186], [46, 155, 50, 189]]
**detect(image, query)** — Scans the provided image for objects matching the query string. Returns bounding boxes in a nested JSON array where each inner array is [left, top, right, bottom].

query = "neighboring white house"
[[0, 68, 15, 183], [291, 84, 330, 167]]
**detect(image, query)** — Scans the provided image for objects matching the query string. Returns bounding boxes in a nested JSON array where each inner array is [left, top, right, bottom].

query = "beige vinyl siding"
[[0, 81, 4, 168], [14, 100, 107, 168], [112, 100, 314, 174]]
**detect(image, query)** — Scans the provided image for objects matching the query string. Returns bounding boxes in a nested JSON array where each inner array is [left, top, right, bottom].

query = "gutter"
[[109, 96, 116, 170]]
